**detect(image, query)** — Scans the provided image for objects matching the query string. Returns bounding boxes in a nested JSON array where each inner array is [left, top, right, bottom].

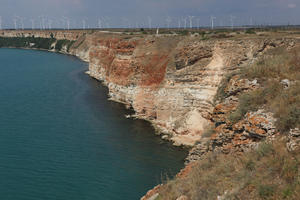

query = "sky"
[[0, 0, 299, 29]]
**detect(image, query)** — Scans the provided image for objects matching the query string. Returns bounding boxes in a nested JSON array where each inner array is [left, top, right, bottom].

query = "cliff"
[[146, 38, 300, 200], [70, 32, 297, 147], [2, 29, 300, 199]]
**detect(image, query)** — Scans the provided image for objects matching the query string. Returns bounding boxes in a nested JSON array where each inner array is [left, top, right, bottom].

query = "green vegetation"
[[0, 37, 55, 49], [55, 39, 75, 51], [0, 37, 74, 52], [158, 141, 300, 200], [245, 29, 256, 34]]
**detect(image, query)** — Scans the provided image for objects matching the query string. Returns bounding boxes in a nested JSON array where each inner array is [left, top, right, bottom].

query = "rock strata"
[[82, 33, 295, 146]]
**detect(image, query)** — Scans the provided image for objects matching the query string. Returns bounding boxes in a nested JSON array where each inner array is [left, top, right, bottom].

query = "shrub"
[[229, 89, 265, 123], [245, 29, 256, 34], [258, 184, 276, 199]]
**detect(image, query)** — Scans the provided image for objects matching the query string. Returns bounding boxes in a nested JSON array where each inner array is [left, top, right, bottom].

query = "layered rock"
[[84, 33, 294, 146]]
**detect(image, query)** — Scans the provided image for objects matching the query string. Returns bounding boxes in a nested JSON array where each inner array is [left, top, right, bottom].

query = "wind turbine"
[[250, 17, 253, 27], [211, 16, 216, 30], [18, 16, 24, 30], [183, 17, 187, 29], [30, 19, 35, 30], [38, 15, 45, 30], [178, 18, 181, 29], [48, 19, 53, 30], [13, 16, 18, 30], [98, 18, 102, 29], [0, 16, 2, 30], [42, 16, 46, 30], [63, 17, 70, 30], [188, 16, 194, 29]]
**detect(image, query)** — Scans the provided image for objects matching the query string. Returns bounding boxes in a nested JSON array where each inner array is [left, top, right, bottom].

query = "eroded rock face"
[[84, 33, 294, 146], [225, 76, 259, 96], [187, 77, 278, 163]]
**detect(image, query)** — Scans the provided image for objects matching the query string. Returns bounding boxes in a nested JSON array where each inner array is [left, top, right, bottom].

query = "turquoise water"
[[0, 48, 186, 200]]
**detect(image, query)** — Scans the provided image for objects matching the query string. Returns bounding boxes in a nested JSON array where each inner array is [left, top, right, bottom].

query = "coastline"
[[2, 31, 300, 199]]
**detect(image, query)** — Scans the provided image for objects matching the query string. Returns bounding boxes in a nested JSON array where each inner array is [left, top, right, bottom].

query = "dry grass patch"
[[158, 141, 300, 200]]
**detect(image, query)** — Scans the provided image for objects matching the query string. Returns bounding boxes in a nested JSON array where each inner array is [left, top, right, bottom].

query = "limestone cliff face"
[[1, 30, 293, 147], [77, 32, 289, 146]]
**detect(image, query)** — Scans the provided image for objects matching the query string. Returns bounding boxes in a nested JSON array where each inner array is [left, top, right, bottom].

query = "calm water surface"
[[0, 48, 187, 200]]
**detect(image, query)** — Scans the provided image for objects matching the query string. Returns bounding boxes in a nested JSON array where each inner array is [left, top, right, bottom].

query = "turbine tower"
[[42, 16, 46, 30], [39, 15, 46, 30], [211, 16, 216, 30], [20, 17, 24, 30], [178, 18, 181, 29], [30, 19, 35, 30], [13, 16, 18, 30], [188, 16, 194, 29], [63, 17, 70, 30], [183, 17, 187, 29], [48, 19, 53, 30], [250, 17, 253, 27], [98, 18, 102, 29], [0, 16, 2, 30], [38, 16, 42, 30]]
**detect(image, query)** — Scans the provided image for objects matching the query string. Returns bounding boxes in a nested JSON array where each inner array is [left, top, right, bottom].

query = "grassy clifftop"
[[156, 41, 300, 200]]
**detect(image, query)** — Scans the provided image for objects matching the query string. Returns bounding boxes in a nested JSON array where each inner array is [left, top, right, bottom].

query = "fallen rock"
[[287, 128, 300, 151], [234, 109, 277, 140], [281, 79, 290, 89], [225, 75, 259, 96]]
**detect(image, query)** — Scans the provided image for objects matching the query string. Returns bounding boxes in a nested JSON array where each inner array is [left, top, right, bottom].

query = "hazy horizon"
[[0, 0, 299, 29]]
